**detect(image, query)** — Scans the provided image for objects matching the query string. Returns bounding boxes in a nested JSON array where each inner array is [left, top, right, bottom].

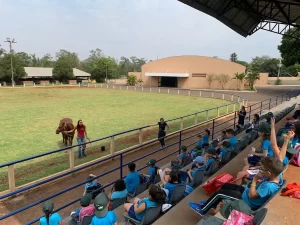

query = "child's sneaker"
[[199, 200, 207, 206], [189, 202, 205, 216]]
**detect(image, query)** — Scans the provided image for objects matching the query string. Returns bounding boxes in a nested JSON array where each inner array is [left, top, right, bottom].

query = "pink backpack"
[[222, 210, 254, 225], [292, 144, 300, 167]]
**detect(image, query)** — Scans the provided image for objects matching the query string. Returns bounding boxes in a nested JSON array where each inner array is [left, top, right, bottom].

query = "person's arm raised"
[[279, 131, 295, 162], [270, 117, 281, 159]]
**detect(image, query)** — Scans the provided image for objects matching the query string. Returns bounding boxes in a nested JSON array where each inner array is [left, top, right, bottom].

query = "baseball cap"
[[147, 159, 156, 167], [80, 193, 92, 207], [42, 201, 54, 213], [94, 193, 109, 218], [258, 122, 270, 133], [220, 200, 251, 219], [287, 147, 297, 155], [222, 141, 231, 148], [193, 156, 204, 164], [207, 147, 217, 155]]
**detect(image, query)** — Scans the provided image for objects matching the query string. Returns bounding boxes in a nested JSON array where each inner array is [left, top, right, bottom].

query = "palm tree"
[[245, 71, 259, 90], [233, 72, 246, 90]]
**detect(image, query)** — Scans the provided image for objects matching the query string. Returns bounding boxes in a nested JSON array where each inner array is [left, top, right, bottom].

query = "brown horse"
[[56, 118, 75, 146]]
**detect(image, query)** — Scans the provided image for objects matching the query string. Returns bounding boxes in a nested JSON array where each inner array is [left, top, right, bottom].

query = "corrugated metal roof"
[[178, 0, 300, 37], [24, 67, 91, 78]]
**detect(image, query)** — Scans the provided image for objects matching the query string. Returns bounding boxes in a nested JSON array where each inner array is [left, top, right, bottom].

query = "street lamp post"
[[4, 38, 17, 87]]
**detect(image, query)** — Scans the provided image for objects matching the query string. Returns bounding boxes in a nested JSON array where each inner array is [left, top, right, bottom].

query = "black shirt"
[[238, 110, 246, 125], [158, 122, 168, 131]]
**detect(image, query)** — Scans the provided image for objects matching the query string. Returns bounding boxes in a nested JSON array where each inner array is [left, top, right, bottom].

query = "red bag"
[[202, 173, 234, 195], [281, 183, 300, 199]]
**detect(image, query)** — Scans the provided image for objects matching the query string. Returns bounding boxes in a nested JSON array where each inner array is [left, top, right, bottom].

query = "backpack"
[[184, 185, 194, 197], [281, 183, 300, 199], [202, 173, 235, 195], [86, 183, 104, 199], [292, 144, 300, 166], [139, 174, 150, 184], [171, 160, 181, 172], [181, 152, 192, 167]]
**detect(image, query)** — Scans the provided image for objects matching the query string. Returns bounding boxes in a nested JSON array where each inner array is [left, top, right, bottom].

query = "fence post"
[[139, 129, 143, 145], [180, 118, 184, 130], [120, 154, 123, 179], [142, 87, 143, 91], [212, 92, 214, 98], [188, 90, 191, 96], [68, 149, 75, 170], [245, 100, 248, 107], [217, 107, 220, 117], [233, 103, 236, 112], [226, 105, 229, 114], [178, 89, 180, 95], [242, 99, 245, 106], [127, 86, 129, 90], [260, 101, 263, 115], [110, 136, 115, 155], [231, 95, 233, 101], [135, 86, 136, 91], [23, 83, 25, 87], [194, 113, 198, 125], [168, 89, 170, 94], [159, 88, 160, 93], [211, 119, 215, 140], [95, 84, 97, 88], [101, 84, 103, 88], [179, 131, 182, 152], [238, 96, 240, 102], [233, 111, 237, 130], [199, 91, 202, 97], [8, 165, 16, 192], [222, 94, 224, 100], [34, 83, 36, 87], [269, 98, 271, 110], [206, 110, 209, 121]]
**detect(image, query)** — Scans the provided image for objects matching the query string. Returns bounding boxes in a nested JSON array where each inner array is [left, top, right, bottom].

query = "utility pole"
[[277, 58, 282, 79], [4, 38, 17, 87], [105, 64, 108, 83]]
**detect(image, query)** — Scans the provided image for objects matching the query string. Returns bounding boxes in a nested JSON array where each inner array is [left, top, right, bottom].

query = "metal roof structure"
[[24, 67, 91, 78], [178, 0, 300, 39]]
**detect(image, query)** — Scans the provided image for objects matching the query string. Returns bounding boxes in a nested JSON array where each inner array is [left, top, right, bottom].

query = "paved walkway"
[[0, 86, 294, 225]]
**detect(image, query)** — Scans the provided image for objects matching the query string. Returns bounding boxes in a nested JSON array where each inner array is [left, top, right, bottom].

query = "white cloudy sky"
[[0, 0, 282, 62]]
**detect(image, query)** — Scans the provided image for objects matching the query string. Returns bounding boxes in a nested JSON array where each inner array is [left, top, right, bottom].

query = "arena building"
[[130, 55, 246, 90]]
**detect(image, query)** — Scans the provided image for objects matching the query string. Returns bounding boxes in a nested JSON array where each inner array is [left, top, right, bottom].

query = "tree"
[[230, 53, 238, 62], [52, 57, 74, 82], [127, 74, 137, 86], [30, 54, 42, 67], [236, 60, 249, 68], [81, 49, 103, 74], [40, 54, 54, 67], [233, 72, 246, 90], [215, 74, 230, 89], [282, 63, 300, 76], [118, 56, 147, 76], [278, 27, 300, 67], [206, 73, 215, 88], [0, 53, 27, 83], [56, 49, 80, 68], [250, 56, 279, 77], [246, 71, 259, 90], [91, 56, 118, 83], [15, 52, 32, 67]]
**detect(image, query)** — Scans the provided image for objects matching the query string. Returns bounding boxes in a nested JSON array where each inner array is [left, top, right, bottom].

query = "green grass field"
[[0, 87, 235, 191]]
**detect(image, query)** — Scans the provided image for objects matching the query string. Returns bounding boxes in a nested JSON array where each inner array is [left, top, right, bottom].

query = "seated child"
[[234, 125, 242, 136], [147, 159, 159, 183], [220, 131, 227, 141], [124, 184, 166, 221], [158, 169, 181, 199], [109, 179, 128, 201], [219, 141, 231, 162], [202, 129, 210, 148], [125, 162, 140, 194], [191, 145, 202, 159], [204, 147, 218, 172], [187, 156, 205, 183], [189, 157, 284, 216], [71, 193, 95, 223], [195, 134, 203, 149], [91, 193, 118, 225], [219, 129, 237, 150], [40, 201, 62, 225], [178, 146, 191, 167], [84, 174, 103, 199]]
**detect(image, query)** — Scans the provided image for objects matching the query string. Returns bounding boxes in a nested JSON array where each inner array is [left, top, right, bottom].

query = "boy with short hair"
[[91, 193, 118, 225], [220, 129, 237, 150], [178, 145, 191, 167], [187, 156, 205, 182], [83, 174, 100, 196], [125, 162, 140, 194], [219, 141, 231, 162], [204, 147, 218, 171], [147, 159, 159, 183]]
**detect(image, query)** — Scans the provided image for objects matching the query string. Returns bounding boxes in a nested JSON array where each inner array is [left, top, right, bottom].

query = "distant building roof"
[[24, 67, 91, 78]]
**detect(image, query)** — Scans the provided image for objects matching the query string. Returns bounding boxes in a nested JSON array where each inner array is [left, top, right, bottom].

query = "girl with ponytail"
[[39, 201, 62, 225]]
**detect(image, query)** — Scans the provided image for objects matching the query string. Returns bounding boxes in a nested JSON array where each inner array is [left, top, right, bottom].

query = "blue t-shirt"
[[242, 178, 282, 210], [85, 181, 98, 190], [205, 157, 215, 171], [219, 148, 227, 159], [111, 189, 128, 200], [40, 213, 62, 225], [135, 198, 157, 221], [179, 153, 187, 160], [165, 182, 179, 199], [91, 211, 118, 225], [292, 137, 299, 147], [228, 136, 238, 149], [125, 171, 140, 194], [148, 167, 156, 176], [191, 166, 205, 177], [262, 139, 273, 157], [203, 134, 210, 145], [75, 207, 81, 216]]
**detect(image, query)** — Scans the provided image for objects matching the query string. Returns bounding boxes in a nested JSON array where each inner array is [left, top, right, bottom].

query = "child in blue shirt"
[[125, 162, 140, 194], [189, 157, 284, 216], [187, 156, 205, 183], [202, 129, 210, 147], [191, 145, 202, 159], [219, 129, 237, 151], [219, 141, 231, 162], [178, 145, 191, 167], [110, 179, 128, 200], [83, 174, 102, 198], [39, 201, 62, 225], [92, 193, 118, 225], [204, 147, 218, 172], [147, 159, 159, 183], [124, 184, 166, 221], [220, 131, 227, 141]]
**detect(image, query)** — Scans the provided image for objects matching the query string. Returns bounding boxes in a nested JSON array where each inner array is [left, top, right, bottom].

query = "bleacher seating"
[[60, 101, 297, 225]]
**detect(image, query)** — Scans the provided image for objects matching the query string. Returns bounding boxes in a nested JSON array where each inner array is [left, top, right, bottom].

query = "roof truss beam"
[[250, 20, 300, 39], [223, 0, 300, 27]]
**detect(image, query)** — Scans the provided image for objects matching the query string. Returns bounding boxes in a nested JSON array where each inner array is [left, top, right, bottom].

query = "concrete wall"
[[256, 73, 300, 85], [255, 73, 269, 85], [139, 56, 245, 90], [68, 80, 77, 85]]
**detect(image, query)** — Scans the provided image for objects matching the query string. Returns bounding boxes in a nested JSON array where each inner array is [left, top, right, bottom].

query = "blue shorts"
[[128, 205, 137, 219]]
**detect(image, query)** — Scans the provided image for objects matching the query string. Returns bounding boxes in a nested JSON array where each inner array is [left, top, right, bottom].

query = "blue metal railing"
[[0, 89, 299, 224]]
